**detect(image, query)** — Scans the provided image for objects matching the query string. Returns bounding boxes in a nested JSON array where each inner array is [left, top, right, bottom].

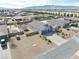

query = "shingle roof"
[[27, 20, 48, 31], [47, 18, 69, 28], [20, 24, 27, 31], [13, 15, 24, 19], [64, 17, 79, 21]]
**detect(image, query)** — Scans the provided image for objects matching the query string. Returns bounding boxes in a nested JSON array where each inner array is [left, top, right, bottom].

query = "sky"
[[0, 0, 79, 8]]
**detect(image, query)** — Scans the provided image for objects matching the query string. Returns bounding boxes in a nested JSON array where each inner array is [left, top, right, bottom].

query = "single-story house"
[[27, 20, 53, 35], [13, 15, 25, 21], [64, 17, 79, 22], [47, 18, 70, 31], [12, 14, 32, 23]]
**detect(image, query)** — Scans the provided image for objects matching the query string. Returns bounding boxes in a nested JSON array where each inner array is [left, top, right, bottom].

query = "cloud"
[[49, 0, 79, 6], [0, 0, 79, 8], [0, 0, 51, 8]]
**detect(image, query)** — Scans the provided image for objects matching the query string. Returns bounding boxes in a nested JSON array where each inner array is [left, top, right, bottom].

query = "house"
[[13, 15, 25, 21], [47, 18, 69, 31], [34, 36, 79, 59], [0, 25, 9, 41], [64, 17, 79, 22], [27, 20, 53, 35], [12, 14, 32, 23]]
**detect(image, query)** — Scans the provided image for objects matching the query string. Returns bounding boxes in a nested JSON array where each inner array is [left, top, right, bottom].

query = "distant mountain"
[[25, 5, 79, 10], [0, 7, 8, 9]]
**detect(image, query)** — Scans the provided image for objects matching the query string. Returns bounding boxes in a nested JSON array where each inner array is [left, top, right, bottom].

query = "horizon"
[[0, 0, 79, 8]]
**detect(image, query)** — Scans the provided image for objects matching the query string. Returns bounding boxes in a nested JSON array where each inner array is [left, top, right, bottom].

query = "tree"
[[54, 13, 56, 16], [64, 13, 66, 17], [58, 13, 60, 16], [70, 14, 73, 17], [74, 14, 77, 17], [60, 14, 63, 16], [52, 13, 54, 15], [62, 36, 65, 38], [67, 14, 70, 17]]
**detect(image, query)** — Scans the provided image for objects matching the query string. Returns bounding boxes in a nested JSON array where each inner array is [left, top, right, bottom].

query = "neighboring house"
[[64, 17, 79, 22], [13, 15, 25, 22], [27, 20, 53, 35], [12, 14, 32, 23], [34, 36, 79, 59], [47, 18, 69, 31], [0, 25, 8, 41]]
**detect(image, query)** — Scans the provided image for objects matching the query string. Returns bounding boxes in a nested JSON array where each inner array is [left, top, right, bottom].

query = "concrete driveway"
[[46, 34, 67, 46], [0, 42, 11, 59]]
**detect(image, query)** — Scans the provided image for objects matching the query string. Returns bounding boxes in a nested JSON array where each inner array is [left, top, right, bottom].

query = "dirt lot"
[[10, 34, 57, 59]]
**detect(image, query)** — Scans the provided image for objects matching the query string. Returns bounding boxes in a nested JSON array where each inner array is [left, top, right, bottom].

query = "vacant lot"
[[10, 34, 57, 59]]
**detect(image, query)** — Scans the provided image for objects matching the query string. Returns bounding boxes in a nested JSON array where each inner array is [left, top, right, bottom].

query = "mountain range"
[[0, 5, 79, 9], [25, 5, 79, 10], [0, 7, 6, 9]]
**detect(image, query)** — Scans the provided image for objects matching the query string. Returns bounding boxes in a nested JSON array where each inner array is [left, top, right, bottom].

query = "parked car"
[[0, 39, 7, 50], [16, 35, 21, 40]]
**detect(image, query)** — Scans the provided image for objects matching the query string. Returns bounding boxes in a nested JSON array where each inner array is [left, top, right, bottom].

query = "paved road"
[[0, 42, 11, 59], [34, 36, 79, 59]]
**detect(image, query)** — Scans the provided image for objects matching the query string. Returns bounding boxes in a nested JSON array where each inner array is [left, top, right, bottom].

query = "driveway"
[[0, 42, 11, 59], [46, 34, 67, 46]]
